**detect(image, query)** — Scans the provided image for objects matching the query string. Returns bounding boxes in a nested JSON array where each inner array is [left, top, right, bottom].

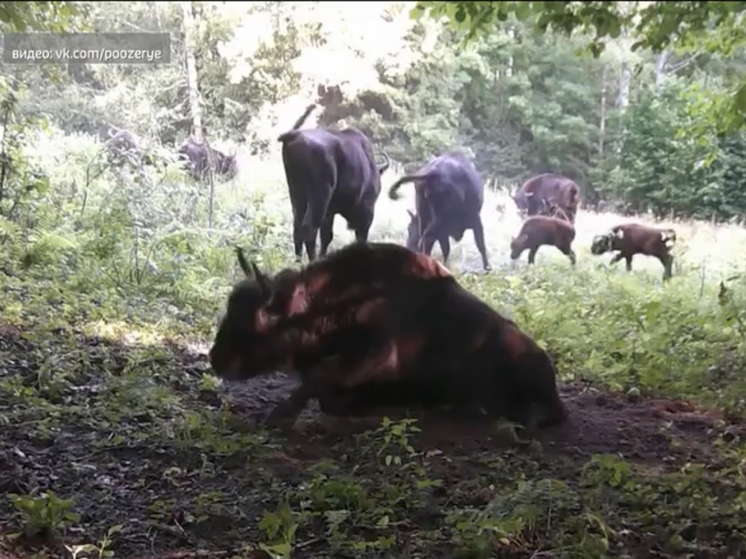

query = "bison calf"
[[209, 241, 568, 432], [590, 223, 676, 280], [510, 216, 576, 266]]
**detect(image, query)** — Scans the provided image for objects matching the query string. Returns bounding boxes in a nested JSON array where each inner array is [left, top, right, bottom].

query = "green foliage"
[[8, 491, 79, 539], [413, 1, 746, 137], [0, 2, 85, 33]]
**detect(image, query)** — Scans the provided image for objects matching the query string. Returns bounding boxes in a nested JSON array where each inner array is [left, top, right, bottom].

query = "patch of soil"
[[221, 373, 743, 468]]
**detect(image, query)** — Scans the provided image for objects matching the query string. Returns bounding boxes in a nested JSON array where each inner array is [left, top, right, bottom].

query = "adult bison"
[[388, 151, 491, 271], [513, 173, 580, 224], [278, 104, 391, 263], [209, 241, 567, 431], [177, 139, 237, 181]]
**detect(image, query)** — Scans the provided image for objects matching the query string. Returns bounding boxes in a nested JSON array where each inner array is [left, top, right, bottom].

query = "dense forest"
[[2, 3, 746, 559]]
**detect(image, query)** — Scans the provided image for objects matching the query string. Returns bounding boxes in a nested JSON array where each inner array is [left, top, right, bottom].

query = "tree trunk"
[[506, 26, 514, 78], [655, 50, 670, 94], [181, 1, 203, 142], [617, 61, 630, 110], [599, 65, 607, 156]]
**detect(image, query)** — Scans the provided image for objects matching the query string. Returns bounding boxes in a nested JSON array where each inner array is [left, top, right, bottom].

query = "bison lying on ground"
[[513, 173, 580, 224], [178, 139, 237, 181], [591, 223, 677, 281], [510, 216, 577, 266], [388, 151, 491, 271], [278, 104, 391, 263], [209, 241, 568, 431]]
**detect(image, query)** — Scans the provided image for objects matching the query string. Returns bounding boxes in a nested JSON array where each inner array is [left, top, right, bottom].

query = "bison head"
[[209, 249, 294, 382], [590, 232, 616, 255], [512, 191, 530, 215], [509, 235, 525, 261], [218, 151, 238, 180]]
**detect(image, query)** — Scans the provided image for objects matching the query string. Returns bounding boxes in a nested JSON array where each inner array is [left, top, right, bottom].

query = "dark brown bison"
[[178, 139, 237, 181], [510, 215, 577, 266], [278, 104, 391, 263], [591, 223, 677, 280], [388, 151, 491, 271], [513, 173, 580, 224], [209, 241, 567, 431]]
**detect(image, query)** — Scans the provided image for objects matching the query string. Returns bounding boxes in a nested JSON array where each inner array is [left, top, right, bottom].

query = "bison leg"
[[292, 214, 305, 262], [266, 382, 313, 428], [305, 356, 381, 417], [527, 246, 539, 265], [301, 191, 333, 261], [438, 236, 451, 265], [471, 219, 492, 271], [319, 215, 335, 258], [609, 253, 624, 267], [558, 245, 576, 266], [352, 211, 374, 245], [661, 254, 674, 281], [624, 255, 633, 271], [306, 333, 400, 392]]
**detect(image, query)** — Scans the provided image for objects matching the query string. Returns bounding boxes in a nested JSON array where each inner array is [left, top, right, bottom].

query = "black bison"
[[209, 241, 568, 431], [178, 139, 237, 181], [513, 173, 581, 224], [388, 151, 491, 271], [591, 223, 677, 281], [510, 215, 577, 266], [278, 104, 391, 263]]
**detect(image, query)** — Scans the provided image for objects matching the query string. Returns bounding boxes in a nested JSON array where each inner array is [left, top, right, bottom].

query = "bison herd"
[[269, 104, 678, 282], [205, 104, 682, 435]]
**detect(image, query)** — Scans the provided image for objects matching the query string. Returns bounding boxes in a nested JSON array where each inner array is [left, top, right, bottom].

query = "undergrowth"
[[3, 145, 746, 557]]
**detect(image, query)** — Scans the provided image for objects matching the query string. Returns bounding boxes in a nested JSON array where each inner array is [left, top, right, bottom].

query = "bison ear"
[[236, 247, 253, 277]]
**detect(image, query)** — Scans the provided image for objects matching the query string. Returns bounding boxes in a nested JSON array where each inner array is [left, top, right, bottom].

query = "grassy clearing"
[[3, 151, 746, 558]]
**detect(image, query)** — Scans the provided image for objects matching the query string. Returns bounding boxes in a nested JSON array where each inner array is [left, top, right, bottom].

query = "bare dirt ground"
[[224, 370, 743, 466], [2, 323, 746, 559]]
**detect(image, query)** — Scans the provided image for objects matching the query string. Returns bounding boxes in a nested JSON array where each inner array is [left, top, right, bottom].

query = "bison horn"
[[251, 261, 272, 296], [235, 247, 253, 277], [407, 209, 415, 219]]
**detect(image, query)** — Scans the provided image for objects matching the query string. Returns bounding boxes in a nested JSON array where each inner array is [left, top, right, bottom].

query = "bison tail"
[[378, 151, 391, 175], [388, 173, 430, 201], [277, 104, 317, 142]]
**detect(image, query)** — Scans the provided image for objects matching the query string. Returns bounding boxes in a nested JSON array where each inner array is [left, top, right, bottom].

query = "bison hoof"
[[265, 403, 299, 430]]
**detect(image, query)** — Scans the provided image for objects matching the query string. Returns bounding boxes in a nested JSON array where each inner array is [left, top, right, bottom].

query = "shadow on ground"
[[1, 325, 745, 559]]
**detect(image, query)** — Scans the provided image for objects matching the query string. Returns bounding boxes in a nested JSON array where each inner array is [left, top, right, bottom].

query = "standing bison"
[[510, 215, 577, 266], [513, 173, 580, 224], [178, 139, 237, 181], [388, 151, 491, 271], [278, 104, 391, 263], [209, 241, 567, 431], [591, 223, 677, 281]]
